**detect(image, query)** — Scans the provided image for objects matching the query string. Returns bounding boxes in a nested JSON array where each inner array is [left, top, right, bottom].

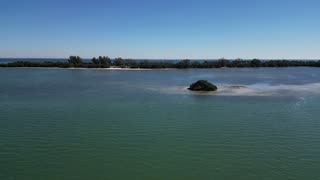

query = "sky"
[[1, 0, 320, 59]]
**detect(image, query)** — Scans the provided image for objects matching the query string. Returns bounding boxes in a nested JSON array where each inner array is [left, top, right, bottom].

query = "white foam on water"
[[147, 83, 320, 97], [218, 83, 320, 96]]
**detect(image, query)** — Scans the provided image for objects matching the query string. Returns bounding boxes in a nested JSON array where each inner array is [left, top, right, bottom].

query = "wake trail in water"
[[218, 83, 320, 96], [148, 83, 320, 97]]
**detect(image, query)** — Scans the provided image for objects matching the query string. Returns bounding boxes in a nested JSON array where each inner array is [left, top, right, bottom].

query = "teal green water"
[[1, 67, 320, 179]]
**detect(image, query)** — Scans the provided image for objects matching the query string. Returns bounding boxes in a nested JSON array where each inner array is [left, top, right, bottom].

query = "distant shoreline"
[[0, 66, 157, 70], [1, 57, 320, 69], [2, 66, 320, 72]]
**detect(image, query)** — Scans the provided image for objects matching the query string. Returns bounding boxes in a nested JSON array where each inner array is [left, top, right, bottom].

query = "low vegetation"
[[1, 56, 320, 69], [188, 80, 218, 91]]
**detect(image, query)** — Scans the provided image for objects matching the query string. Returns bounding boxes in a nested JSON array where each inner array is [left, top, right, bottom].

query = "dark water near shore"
[[1, 67, 320, 179]]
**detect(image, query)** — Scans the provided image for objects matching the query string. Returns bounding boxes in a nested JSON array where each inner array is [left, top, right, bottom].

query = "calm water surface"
[[0, 67, 320, 180]]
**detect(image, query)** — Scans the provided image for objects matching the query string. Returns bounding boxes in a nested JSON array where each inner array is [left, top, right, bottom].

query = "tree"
[[98, 56, 111, 65], [92, 57, 99, 64], [68, 56, 82, 64], [176, 59, 191, 68], [216, 58, 229, 68], [251, 59, 262, 67], [114, 58, 125, 67]]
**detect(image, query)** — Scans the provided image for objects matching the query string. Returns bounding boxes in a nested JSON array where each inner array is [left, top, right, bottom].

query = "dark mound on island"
[[188, 80, 218, 91]]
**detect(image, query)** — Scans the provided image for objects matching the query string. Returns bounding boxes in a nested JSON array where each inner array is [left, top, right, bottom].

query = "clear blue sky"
[[1, 0, 320, 59]]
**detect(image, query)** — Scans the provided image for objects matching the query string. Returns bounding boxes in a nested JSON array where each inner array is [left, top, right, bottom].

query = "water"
[[0, 67, 320, 179]]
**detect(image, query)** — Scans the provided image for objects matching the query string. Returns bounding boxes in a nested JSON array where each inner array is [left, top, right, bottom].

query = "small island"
[[188, 80, 218, 91]]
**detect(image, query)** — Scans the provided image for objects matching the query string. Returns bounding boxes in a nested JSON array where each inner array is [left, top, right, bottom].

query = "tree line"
[[1, 56, 320, 69]]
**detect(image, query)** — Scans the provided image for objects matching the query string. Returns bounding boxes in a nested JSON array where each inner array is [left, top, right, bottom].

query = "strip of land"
[[1, 56, 319, 69]]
